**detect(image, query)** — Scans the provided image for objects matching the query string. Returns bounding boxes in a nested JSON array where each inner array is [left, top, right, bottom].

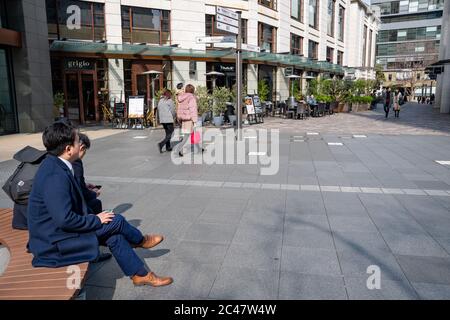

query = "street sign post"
[[217, 14, 239, 27], [216, 21, 239, 34], [195, 36, 236, 44], [215, 7, 243, 139], [217, 6, 239, 20], [242, 44, 260, 53]]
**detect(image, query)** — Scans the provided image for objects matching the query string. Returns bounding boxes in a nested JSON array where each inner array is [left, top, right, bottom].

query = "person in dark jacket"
[[73, 133, 102, 214], [72, 133, 111, 262], [27, 121, 173, 287]]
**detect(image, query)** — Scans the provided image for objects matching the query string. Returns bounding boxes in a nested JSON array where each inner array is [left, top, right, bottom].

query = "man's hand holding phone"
[[97, 211, 115, 224]]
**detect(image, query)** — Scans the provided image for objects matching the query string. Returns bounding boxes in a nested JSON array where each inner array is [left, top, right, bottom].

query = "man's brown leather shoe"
[[131, 272, 173, 287], [133, 234, 164, 249]]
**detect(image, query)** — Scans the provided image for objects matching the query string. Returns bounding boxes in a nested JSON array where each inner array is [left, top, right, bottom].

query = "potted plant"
[[53, 92, 65, 121], [257, 80, 270, 102], [195, 85, 212, 125], [212, 86, 231, 126]]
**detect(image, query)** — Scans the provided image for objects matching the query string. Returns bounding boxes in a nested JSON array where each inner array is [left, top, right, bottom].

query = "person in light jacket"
[[157, 90, 176, 153], [393, 90, 402, 118], [174, 84, 199, 157]]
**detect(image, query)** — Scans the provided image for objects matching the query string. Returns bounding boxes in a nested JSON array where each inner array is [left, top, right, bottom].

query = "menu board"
[[244, 96, 255, 115], [128, 96, 145, 118]]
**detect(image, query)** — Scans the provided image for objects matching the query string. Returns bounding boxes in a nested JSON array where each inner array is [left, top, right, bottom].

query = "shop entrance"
[[131, 61, 163, 111], [63, 70, 98, 124], [258, 65, 276, 102]]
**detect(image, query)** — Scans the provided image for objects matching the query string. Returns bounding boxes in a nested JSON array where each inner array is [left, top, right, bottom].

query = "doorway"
[[63, 71, 98, 124], [132, 61, 163, 110]]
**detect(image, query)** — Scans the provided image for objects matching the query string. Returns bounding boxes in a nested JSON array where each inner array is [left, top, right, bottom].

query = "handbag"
[[191, 130, 201, 144], [181, 120, 193, 134]]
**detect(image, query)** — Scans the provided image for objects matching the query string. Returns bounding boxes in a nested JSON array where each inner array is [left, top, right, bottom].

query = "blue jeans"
[[95, 214, 147, 277]]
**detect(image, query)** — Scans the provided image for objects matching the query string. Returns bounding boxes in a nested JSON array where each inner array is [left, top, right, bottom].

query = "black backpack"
[[2, 146, 47, 205], [2, 146, 47, 230]]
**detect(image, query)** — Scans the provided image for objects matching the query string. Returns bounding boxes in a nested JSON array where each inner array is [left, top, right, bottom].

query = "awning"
[[50, 40, 345, 75], [428, 59, 450, 66]]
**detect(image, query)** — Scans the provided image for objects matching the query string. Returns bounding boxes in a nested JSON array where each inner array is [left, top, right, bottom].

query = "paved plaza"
[[1, 102, 450, 299]]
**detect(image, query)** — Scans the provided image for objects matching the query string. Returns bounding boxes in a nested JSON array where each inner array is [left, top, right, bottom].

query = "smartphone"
[[94, 185, 102, 189]]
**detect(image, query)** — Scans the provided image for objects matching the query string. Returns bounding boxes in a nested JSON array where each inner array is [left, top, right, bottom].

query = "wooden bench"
[[0, 208, 89, 300]]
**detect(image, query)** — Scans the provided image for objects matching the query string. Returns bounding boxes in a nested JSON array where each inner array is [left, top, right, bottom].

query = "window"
[[46, 0, 106, 41], [337, 5, 344, 41], [377, 26, 441, 43], [0, 48, 18, 134], [259, 0, 277, 10], [326, 46, 334, 63], [362, 25, 367, 67], [381, 10, 442, 23], [308, 40, 318, 60], [391, 1, 400, 13], [327, 0, 335, 37], [429, 0, 444, 10], [368, 29, 373, 67], [121, 6, 171, 45], [205, 14, 247, 47], [409, 0, 419, 12], [309, 0, 319, 29], [291, 33, 303, 55], [337, 50, 343, 65], [258, 22, 276, 53], [291, 0, 303, 22]]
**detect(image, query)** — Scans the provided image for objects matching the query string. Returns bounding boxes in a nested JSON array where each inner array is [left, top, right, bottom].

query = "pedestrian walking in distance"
[[157, 89, 176, 153], [174, 84, 200, 157], [383, 88, 392, 118], [393, 89, 402, 118]]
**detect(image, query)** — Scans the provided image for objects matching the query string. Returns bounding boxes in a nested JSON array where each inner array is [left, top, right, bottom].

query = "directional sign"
[[196, 36, 236, 44], [242, 44, 260, 53], [217, 14, 239, 27], [216, 21, 239, 35], [214, 42, 260, 52], [217, 6, 239, 20]]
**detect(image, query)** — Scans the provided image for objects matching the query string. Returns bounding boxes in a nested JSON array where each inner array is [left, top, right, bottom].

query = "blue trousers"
[[95, 214, 147, 277]]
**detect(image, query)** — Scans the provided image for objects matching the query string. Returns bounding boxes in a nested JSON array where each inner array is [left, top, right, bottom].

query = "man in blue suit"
[[27, 122, 172, 287]]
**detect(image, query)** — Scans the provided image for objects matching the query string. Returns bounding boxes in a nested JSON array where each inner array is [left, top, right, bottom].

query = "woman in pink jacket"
[[175, 84, 200, 157]]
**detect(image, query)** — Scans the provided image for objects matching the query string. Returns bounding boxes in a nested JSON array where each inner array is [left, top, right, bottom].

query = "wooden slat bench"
[[0, 208, 89, 300]]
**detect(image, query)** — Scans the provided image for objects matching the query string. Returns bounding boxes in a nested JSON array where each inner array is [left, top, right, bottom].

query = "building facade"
[[435, 0, 449, 113], [1, 0, 378, 132], [344, 0, 380, 80], [372, 0, 444, 97], [0, 0, 54, 134]]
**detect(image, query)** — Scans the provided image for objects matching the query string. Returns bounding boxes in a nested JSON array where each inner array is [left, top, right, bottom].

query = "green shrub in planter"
[[195, 85, 212, 115], [257, 80, 270, 102], [53, 92, 65, 118], [212, 86, 231, 117]]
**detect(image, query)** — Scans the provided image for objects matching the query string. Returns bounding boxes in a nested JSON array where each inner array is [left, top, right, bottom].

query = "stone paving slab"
[[1, 102, 450, 299]]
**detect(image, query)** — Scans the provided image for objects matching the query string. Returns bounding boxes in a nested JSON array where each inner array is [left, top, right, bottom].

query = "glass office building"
[[372, 0, 444, 97]]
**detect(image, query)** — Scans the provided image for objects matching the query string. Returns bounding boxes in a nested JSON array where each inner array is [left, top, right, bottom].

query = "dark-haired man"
[[73, 133, 102, 214], [27, 122, 173, 287]]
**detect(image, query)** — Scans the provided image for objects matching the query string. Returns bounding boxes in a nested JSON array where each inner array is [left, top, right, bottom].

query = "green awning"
[[50, 40, 345, 75]]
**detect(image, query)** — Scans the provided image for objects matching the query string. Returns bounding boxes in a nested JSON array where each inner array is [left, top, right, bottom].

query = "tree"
[[375, 64, 385, 87]]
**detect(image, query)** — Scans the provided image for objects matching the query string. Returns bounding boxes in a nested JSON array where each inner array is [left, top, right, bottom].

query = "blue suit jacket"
[[27, 155, 102, 267], [73, 159, 97, 203]]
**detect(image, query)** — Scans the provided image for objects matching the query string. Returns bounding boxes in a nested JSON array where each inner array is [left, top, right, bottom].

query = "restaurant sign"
[[64, 58, 95, 71]]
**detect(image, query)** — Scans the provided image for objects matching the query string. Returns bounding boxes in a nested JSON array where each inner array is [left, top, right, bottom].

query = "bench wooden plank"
[[0, 208, 89, 300]]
